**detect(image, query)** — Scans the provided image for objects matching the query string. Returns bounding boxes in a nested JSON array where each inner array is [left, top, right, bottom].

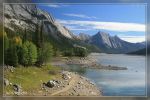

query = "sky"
[[37, 4, 146, 43]]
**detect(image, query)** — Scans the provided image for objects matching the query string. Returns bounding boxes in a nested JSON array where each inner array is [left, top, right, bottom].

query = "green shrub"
[[20, 41, 37, 66], [74, 47, 87, 57], [63, 47, 87, 57], [63, 49, 74, 57], [37, 42, 53, 66], [53, 46, 61, 56]]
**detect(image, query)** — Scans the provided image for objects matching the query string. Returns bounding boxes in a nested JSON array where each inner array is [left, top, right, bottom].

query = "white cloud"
[[42, 4, 60, 8], [64, 13, 97, 19], [57, 19, 145, 32], [118, 35, 145, 43], [66, 25, 92, 31]]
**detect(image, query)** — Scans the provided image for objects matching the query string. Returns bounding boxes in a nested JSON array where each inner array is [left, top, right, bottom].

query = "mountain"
[[127, 45, 150, 55], [3, 2, 100, 52], [127, 48, 146, 55], [4, 3, 80, 50], [88, 31, 145, 53], [139, 41, 146, 45], [3, 1, 144, 54], [4, 3, 77, 39], [78, 33, 91, 41]]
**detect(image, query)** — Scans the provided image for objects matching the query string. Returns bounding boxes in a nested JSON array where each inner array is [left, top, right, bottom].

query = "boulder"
[[46, 80, 56, 88], [4, 65, 15, 72], [62, 73, 71, 80], [14, 91, 22, 96], [78, 81, 83, 84], [4, 78, 9, 86], [41, 82, 46, 90], [54, 80, 61, 84], [13, 84, 22, 92]]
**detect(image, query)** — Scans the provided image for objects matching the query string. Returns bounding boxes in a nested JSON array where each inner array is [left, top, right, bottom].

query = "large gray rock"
[[4, 65, 15, 72], [46, 80, 56, 88], [4, 78, 9, 86], [62, 72, 71, 80], [13, 84, 22, 92]]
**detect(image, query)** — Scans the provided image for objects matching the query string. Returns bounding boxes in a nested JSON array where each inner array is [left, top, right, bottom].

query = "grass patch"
[[4, 65, 61, 95]]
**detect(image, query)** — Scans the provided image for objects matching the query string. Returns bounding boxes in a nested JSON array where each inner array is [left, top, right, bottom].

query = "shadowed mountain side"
[[127, 45, 150, 55]]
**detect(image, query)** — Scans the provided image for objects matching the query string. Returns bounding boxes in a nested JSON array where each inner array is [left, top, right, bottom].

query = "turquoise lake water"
[[64, 53, 146, 96]]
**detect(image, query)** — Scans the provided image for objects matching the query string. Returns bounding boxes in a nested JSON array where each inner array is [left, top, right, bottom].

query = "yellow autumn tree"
[[13, 36, 22, 46]]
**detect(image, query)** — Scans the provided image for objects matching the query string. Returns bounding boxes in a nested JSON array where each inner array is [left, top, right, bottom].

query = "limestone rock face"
[[4, 3, 76, 40]]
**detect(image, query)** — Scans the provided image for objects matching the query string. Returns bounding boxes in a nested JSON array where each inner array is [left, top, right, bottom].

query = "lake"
[[65, 53, 146, 96]]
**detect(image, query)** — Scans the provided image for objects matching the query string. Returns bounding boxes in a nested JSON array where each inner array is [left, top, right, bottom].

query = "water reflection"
[[63, 53, 146, 96]]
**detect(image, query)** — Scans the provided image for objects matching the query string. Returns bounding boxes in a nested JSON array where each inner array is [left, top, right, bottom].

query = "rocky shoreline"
[[4, 66, 101, 96], [51, 55, 127, 70], [49, 71, 102, 96], [39, 71, 101, 96], [4, 53, 127, 96]]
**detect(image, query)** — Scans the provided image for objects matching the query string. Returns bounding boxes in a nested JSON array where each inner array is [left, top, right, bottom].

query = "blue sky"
[[37, 4, 146, 43]]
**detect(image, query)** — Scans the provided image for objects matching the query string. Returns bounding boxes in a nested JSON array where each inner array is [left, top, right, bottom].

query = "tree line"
[[63, 47, 87, 57], [4, 20, 54, 67], [4, 20, 88, 67]]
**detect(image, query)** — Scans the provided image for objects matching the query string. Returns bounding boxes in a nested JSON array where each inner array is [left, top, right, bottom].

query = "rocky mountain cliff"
[[3, 2, 101, 52], [88, 31, 145, 53], [4, 3, 77, 41]]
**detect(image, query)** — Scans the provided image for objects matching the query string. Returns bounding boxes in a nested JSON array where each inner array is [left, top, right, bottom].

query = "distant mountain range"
[[127, 44, 149, 55], [3, 1, 146, 54], [79, 31, 145, 53], [78, 33, 91, 41]]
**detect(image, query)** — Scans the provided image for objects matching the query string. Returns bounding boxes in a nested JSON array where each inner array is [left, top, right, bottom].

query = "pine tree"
[[53, 46, 60, 56], [40, 20, 44, 46], [20, 42, 28, 66], [35, 20, 41, 48], [37, 42, 53, 66], [73, 47, 87, 57], [28, 42, 38, 65], [34, 20, 45, 48], [4, 32, 9, 51], [23, 28, 28, 43], [5, 43, 18, 67]]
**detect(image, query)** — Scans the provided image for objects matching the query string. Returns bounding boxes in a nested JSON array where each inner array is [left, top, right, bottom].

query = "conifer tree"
[[5, 43, 18, 67], [21, 41, 37, 66]]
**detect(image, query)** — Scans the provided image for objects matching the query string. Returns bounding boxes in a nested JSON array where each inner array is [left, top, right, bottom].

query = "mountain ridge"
[[3, 3, 145, 54], [127, 45, 149, 55], [87, 31, 145, 53], [4, 4, 77, 40], [4, 3, 101, 52]]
